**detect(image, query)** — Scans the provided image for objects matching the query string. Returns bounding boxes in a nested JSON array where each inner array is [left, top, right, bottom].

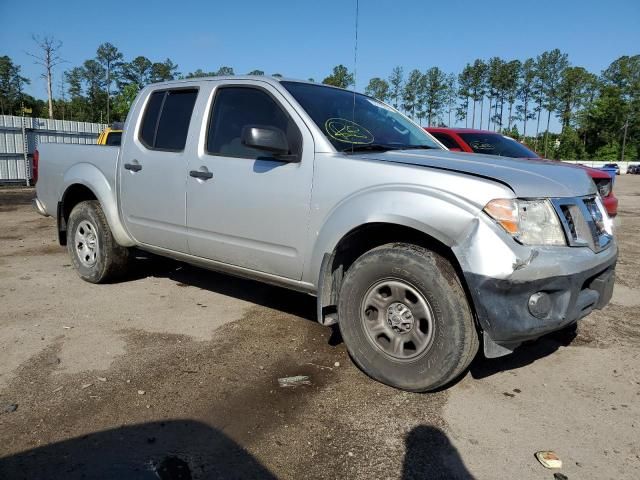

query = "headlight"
[[484, 198, 566, 246]]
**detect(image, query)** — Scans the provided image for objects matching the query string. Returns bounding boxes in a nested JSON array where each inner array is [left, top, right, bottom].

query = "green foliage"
[[388, 66, 403, 109], [0, 56, 30, 115], [322, 65, 354, 89], [364, 77, 390, 101], [402, 69, 422, 119], [553, 126, 586, 160], [5, 42, 637, 161], [113, 83, 140, 120], [421, 67, 448, 126]]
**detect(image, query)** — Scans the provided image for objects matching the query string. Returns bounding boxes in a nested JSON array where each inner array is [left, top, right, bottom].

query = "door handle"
[[190, 170, 213, 180], [124, 162, 142, 172]]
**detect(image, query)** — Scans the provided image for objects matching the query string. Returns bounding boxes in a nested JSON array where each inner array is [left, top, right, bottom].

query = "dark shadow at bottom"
[[0, 420, 276, 480], [403, 425, 475, 479]]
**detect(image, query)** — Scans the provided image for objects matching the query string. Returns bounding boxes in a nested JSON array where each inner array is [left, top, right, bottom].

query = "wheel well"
[[57, 184, 97, 245], [318, 223, 471, 326]]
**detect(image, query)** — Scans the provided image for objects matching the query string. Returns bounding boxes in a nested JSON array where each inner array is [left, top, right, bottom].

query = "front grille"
[[552, 196, 613, 252]]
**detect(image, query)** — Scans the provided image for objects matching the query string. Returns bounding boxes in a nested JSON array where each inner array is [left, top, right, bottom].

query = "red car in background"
[[425, 127, 618, 217]]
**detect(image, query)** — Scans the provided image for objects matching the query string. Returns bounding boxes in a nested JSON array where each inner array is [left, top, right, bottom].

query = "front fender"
[[304, 185, 482, 286], [61, 163, 135, 247]]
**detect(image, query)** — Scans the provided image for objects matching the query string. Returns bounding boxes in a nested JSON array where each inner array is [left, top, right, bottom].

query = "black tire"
[[67, 200, 129, 283], [338, 243, 478, 392]]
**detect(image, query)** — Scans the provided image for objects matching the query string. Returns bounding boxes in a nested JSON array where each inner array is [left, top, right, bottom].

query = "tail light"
[[32, 149, 39, 184]]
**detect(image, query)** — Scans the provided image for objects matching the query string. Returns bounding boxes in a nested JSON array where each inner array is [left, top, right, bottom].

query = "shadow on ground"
[[129, 252, 317, 322], [0, 421, 473, 480], [0, 420, 275, 479], [129, 253, 584, 382], [470, 325, 577, 380], [402, 425, 474, 479]]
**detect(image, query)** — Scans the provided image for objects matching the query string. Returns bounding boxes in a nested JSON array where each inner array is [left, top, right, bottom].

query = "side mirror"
[[241, 125, 291, 158]]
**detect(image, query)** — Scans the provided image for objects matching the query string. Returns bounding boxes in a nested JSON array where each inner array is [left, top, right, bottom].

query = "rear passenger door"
[[185, 82, 314, 280], [119, 88, 198, 253]]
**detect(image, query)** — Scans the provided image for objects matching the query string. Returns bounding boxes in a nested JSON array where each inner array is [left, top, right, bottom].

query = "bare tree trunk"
[[471, 100, 476, 128], [544, 109, 552, 158], [487, 98, 493, 130], [28, 35, 64, 120], [523, 97, 528, 138], [479, 97, 483, 129], [106, 64, 110, 124], [534, 105, 542, 150], [465, 99, 469, 128], [46, 69, 53, 118], [507, 102, 513, 131]]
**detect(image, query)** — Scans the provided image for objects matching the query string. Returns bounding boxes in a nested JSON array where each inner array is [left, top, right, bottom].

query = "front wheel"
[[67, 200, 129, 283], [338, 243, 478, 392]]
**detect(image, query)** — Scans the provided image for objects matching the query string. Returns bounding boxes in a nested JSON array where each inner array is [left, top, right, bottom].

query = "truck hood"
[[354, 149, 596, 198]]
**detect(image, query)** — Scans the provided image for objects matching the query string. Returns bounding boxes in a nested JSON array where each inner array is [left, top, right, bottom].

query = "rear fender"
[[60, 163, 135, 247]]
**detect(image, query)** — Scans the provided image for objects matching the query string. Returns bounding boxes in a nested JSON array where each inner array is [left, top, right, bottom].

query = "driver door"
[[186, 82, 314, 280]]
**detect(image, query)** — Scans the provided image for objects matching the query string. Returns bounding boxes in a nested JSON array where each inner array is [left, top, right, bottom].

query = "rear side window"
[[431, 132, 461, 150], [139, 89, 198, 151], [206, 87, 301, 160]]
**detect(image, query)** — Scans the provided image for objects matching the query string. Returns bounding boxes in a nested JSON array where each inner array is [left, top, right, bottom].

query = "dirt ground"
[[0, 178, 639, 479]]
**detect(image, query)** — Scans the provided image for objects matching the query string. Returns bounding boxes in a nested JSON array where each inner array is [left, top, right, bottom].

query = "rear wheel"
[[67, 200, 129, 283], [338, 243, 478, 392]]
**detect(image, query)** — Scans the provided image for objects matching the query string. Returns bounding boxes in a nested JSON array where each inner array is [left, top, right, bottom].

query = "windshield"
[[458, 132, 539, 158], [281, 81, 440, 152]]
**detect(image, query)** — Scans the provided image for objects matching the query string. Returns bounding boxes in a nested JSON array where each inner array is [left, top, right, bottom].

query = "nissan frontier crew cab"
[[33, 77, 617, 392]]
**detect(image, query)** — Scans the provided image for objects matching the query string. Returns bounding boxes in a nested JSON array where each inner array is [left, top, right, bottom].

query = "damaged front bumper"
[[453, 216, 618, 358]]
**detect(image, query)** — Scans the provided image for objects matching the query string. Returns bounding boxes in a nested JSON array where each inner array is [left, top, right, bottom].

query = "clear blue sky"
[[1, 0, 638, 130]]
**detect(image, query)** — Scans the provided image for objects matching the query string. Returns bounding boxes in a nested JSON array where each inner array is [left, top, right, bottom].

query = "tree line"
[[0, 39, 637, 161]]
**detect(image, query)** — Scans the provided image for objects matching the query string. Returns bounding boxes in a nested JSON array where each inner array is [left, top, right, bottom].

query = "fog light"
[[528, 292, 551, 319]]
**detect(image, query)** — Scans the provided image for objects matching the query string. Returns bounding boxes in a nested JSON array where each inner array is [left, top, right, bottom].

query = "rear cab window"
[[139, 88, 198, 151]]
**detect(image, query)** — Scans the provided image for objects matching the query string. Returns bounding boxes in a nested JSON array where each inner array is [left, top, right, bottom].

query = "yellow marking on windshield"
[[324, 118, 374, 144]]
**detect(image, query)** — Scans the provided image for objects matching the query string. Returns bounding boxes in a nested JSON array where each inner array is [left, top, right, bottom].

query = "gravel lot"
[[1, 177, 639, 479]]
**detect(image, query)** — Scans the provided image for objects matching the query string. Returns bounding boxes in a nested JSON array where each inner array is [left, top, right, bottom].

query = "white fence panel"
[[0, 115, 107, 183]]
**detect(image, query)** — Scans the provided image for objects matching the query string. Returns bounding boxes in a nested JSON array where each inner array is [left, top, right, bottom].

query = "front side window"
[[207, 87, 302, 160], [281, 81, 440, 153], [138, 89, 198, 151], [458, 133, 539, 158]]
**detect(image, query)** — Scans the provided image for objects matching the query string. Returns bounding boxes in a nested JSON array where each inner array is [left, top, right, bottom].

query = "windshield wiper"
[[395, 145, 436, 150], [341, 144, 403, 153]]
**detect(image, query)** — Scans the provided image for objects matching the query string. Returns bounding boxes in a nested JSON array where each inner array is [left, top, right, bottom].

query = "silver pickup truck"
[[34, 77, 617, 391]]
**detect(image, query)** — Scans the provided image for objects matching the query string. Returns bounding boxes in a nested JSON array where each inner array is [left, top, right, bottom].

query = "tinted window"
[[155, 90, 198, 151], [431, 132, 461, 149], [282, 81, 439, 152], [458, 133, 539, 158], [207, 87, 301, 160], [139, 91, 164, 147], [106, 131, 122, 146], [138, 89, 198, 151]]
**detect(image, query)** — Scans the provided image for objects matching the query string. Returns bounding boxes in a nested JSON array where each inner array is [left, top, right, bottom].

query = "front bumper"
[[463, 243, 617, 357]]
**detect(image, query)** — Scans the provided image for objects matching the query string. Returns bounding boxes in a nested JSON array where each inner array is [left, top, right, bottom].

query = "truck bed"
[[36, 144, 120, 218]]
